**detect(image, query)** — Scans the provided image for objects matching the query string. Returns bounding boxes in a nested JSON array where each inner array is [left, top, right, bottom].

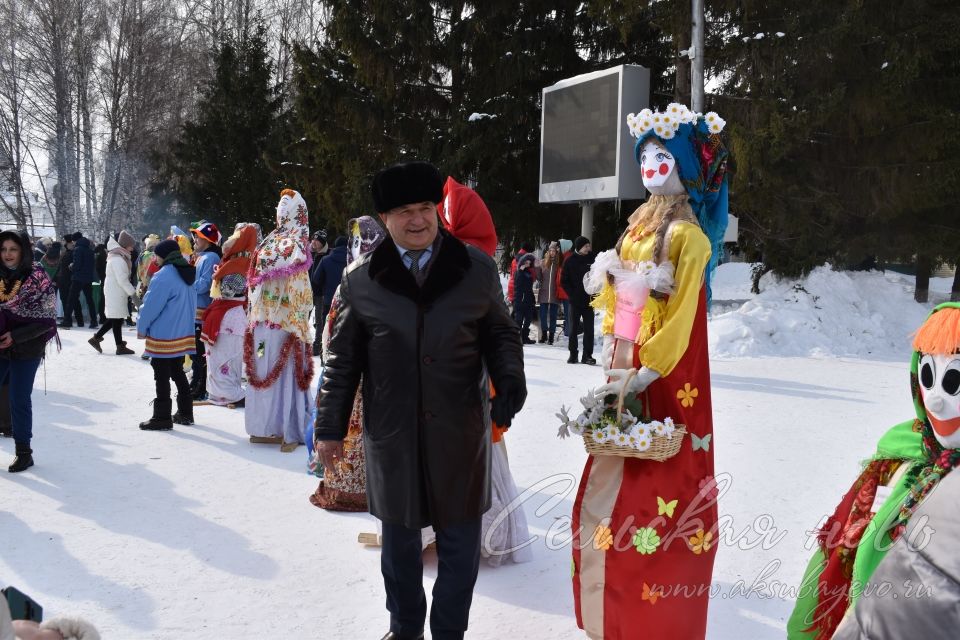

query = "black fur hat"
[[371, 161, 444, 213]]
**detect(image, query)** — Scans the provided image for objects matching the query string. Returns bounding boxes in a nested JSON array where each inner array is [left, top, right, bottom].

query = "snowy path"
[[0, 323, 917, 639]]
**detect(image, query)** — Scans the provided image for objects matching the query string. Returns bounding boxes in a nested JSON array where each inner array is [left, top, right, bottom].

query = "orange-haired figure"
[[439, 176, 533, 566], [788, 302, 960, 638]]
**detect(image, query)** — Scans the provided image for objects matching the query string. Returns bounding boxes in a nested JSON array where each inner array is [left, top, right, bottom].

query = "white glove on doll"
[[601, 335, 615, 373], [595, 366, 661, 399]]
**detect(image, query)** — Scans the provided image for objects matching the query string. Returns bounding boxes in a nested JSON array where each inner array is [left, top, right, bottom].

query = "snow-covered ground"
[[0, 264, 949, 638]]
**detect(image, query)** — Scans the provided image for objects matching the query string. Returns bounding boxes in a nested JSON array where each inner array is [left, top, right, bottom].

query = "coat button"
[[422, 356, 433, 365]]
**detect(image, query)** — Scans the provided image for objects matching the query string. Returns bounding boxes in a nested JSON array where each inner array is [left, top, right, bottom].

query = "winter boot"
[[116, 341, 135, 355], [88, 335, 103, 353], [567, 352, 579, 364], [139, 399, 174, 431], [538, 329, 547, 344], [172, 394, 194, 426], [548, 331, 555, 345], [8, 442, 33, 473]]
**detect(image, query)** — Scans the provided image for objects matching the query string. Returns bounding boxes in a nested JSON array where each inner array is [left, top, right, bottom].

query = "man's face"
[[379, 201, 439, 251], [193, 236, 210, 252], [579, 243, 591, 255], [310, 239, 322, 253]]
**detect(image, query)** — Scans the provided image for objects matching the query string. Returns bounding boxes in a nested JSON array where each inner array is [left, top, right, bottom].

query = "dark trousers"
[[381, 520, 481, 640], [191, 326, 206, 393], [97, 285, 106, 322], [567, 303, 594, 358], [0, 357, 42, 444], [66, 281, 96, 326], [94, 318, 124, 345], [57, 284, 69, 320], [151, 356, 191, 401]]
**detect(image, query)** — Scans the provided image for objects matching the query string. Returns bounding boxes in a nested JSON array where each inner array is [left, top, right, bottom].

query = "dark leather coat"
[[315, 231, 525, 529]]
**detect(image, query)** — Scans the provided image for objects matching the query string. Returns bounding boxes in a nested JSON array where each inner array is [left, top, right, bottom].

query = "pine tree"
[[290, 1, 675, 245], [714, 0, 960, 287], [156, 21, 284, 231]]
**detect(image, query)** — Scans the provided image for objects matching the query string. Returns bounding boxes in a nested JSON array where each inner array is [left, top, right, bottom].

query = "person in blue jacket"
[[137, 240, 197, 430], [60, 232, 97, 329], [189, 222, 222, 400], [311, 235, 348, 324]]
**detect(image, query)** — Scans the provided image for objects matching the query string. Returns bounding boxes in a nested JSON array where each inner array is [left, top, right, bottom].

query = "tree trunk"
[[915, 254, 932, 304]]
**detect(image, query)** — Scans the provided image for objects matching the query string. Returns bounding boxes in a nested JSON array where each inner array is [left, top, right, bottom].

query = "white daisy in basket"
[[630, 424, 652, 451], [661, 417, 677, 438]]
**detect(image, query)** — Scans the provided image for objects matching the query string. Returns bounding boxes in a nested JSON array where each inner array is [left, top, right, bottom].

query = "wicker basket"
[[581, 368, 687, 461]]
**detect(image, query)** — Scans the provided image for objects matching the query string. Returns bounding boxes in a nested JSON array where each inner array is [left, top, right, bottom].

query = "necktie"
[[406, 249, 424, 277]]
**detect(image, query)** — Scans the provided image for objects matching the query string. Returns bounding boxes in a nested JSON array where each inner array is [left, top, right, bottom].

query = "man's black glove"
[[491, 380, 527, 428]]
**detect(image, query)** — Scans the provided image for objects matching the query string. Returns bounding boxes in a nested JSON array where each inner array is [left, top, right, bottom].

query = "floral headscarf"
[[347, 216, 386, 264], [247, 190, 313, 342]]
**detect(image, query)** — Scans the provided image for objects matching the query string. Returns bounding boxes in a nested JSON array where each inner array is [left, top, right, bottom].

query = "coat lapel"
[[368, 230, 472, 304]]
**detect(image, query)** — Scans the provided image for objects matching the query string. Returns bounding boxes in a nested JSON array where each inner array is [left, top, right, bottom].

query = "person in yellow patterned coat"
[[571, 104, 730, 640]]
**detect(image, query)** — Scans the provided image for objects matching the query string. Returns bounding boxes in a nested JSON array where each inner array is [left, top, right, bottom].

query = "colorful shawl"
[[247, 189, 313, 343], [211, 223, 260, 300], [0, 264, 58, 346]]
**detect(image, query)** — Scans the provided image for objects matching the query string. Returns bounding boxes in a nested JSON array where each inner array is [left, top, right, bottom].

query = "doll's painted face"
[[639, 140, 684, 196], [919, 353, 960, 449]]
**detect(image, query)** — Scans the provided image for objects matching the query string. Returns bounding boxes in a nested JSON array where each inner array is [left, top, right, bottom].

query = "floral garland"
[[243, 324, 314, 391]]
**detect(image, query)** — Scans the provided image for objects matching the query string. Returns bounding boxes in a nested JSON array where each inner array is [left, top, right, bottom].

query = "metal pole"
[[691, 0, 705, 113], [580, 201, 594, 241]]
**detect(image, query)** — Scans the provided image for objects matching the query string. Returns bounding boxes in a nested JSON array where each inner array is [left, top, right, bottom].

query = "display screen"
[[541, 74, 619, 183]]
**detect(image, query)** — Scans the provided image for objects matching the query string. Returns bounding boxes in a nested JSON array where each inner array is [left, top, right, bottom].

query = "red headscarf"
[[437, 177, 497, 257]]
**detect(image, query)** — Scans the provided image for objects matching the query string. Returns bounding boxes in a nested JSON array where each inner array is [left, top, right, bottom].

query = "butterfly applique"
[[691, 433, 712, 452], [642, 582, 662, 605], [657, 496, 678, 518]]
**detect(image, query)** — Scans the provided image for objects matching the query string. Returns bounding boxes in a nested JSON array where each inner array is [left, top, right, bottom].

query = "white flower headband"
[[626, 103, 726, 140]]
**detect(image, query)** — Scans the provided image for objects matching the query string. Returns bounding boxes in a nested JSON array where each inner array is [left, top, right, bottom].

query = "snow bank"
[[709, 264, 940, 358]]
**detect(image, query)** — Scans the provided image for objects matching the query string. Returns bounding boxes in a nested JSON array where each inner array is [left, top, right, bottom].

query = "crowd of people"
[[4, 102, 960, 640]]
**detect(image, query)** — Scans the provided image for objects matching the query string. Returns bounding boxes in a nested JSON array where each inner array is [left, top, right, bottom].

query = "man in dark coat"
[[94, 240, 108, 324], [311, 235, 348, 321], [315, 161, 526, 640], [60, 232, 97, 329], [55, 235, 75, 320], [560, 236, 596, 365], [308, 230, 328, 355]]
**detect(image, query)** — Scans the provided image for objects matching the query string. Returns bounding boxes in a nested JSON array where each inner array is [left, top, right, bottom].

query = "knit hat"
[[192, 221, 222, 245], [312, 229, 327, 243], [153, 239, 180, 261], [334, 235, 347, 248], [574, 236, 591, 252], [371, 161, 444, 213], [117, 230, 136, 250]]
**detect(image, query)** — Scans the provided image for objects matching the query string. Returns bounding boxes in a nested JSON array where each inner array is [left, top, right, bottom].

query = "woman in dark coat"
[[0, 230, 58, 472]]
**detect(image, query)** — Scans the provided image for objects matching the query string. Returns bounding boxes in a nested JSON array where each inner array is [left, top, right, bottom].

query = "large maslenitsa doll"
[[567, 104, 730, 639]]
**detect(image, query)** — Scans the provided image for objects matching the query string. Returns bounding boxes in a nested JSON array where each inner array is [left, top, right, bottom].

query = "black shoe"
[[88, 335, 103, 353], [581, 356, 597, 365], [124, 317, 135, 327], [548, 331, 555, 345], [0, 425, 11, 438], [567, 354, 579, 364], [191, 387, 207, 402], [538, 334, 547, 344], [58, 322, 72, 329], [522, 337, 535, 345], [172, 394, 194, 425], [379, 632, 424, 640], [8, 442, 33, 473], [88, 323, 98, 329], [140, 399, 174, 431], [116, 341, 135, 355]]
